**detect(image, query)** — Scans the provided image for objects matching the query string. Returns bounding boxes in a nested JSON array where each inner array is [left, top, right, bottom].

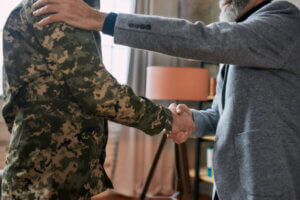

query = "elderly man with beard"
[[33, 0, 300, 199]]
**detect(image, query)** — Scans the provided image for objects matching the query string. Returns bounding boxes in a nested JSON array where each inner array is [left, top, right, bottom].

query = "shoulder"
[[3, 5, 22, 31], [246, 1, 300, 35], [256, 1, 300, 16], [3, 0, 36, 33], [268, 1, 299, 10]]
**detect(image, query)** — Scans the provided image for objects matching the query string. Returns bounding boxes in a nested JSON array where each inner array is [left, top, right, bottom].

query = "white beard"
[[219, 0, 250, 22]]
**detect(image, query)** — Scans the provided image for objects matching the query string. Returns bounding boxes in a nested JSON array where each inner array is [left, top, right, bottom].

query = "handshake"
[[164, 104, 196, 144]]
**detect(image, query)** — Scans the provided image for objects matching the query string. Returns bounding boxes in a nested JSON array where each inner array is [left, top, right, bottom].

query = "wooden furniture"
[[140, 66, 209, 200], [140, 134, 192, 200], [192, 136, 215, 200]]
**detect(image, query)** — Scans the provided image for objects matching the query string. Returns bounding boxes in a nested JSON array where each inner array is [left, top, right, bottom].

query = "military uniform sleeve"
[[23, 2, 172, 135]]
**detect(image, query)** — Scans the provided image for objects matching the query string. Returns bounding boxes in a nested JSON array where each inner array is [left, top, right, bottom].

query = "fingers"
[[166, 132, 182, 143], [168, 103, 177, 110], [33, 0, 58, 9], [176, 104, 190, 114], [33, 0, 64, 27], [33, 4, 60, 16], [167, 132, 189, 144], [37, 14, 63, 26]]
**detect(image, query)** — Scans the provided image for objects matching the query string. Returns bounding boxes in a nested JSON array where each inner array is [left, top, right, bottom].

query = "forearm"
[[98, 84, 173, 135], [33, 0, 294, 69], [26, 3, 173, 135], [190, 77, 221, 138], [113, 13, 223, 63], [190, 109, 219, 138], [125, 97, 173, 135], [108, 13, 287, 69]]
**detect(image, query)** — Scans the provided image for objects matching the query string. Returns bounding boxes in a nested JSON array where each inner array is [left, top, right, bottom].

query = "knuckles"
[[42, 5, 50, 12]]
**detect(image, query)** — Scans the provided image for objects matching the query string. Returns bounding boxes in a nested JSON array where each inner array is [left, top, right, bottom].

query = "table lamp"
[[140, 66, 209, 200]]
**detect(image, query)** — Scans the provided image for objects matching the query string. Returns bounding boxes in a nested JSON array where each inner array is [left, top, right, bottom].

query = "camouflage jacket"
[[1, 0, 172, 199]]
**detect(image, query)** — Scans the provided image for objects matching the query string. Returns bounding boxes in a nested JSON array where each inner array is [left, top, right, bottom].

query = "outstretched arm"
[[33, 0, 297, 70], [23, 1, 176, 135]]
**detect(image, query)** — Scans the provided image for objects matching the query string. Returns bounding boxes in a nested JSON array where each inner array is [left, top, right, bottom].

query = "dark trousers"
[[214, 193, 219, 200]]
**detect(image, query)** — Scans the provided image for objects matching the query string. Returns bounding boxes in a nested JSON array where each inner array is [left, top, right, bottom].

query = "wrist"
[[171, 111, 178, 133], [90, 9, 107, 31], [164, 108, 173, 132]]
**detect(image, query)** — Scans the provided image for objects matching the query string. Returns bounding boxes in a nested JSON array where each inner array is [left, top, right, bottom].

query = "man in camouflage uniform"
[[1, 0, 195, 199]]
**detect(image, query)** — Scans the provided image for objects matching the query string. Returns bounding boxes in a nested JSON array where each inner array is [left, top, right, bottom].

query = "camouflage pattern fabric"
[[1, 0, 172, 199]]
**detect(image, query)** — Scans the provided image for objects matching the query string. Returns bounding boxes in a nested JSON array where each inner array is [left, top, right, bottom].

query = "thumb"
[[176, 106, 182, 114], [176, 104, 188, 114], [169, 103, 177, 110]]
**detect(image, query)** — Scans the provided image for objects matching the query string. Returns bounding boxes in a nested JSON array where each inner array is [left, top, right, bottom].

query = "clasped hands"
[[164, 104, 195, 144]]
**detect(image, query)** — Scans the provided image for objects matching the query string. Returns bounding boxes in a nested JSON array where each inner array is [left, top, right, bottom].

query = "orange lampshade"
[[146, 66, 209, 101]]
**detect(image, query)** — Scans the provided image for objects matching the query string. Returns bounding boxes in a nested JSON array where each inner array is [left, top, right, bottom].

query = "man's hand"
[[165, 103, 195, 144], [33, 0, 107, 31]]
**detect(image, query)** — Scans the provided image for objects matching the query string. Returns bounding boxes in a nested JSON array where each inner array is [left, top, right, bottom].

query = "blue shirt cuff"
[[102, 12, 118, 36]]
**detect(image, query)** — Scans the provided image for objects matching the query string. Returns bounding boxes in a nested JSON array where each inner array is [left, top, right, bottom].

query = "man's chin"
[[219, 5, 240, 22], [219, 0, 251, 22]]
